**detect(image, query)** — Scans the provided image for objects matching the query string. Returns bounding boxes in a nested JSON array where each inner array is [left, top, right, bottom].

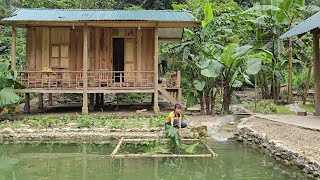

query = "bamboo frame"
[[109, 138, 218, 159], [110, 137, 124, 158], [113, 154, 213, 158]]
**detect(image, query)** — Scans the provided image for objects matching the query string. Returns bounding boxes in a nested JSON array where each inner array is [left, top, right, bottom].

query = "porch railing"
[[18, 70, 154, 89]]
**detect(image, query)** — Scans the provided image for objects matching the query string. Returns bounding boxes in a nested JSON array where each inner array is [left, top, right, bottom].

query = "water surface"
[[0, 140, 304, 180]]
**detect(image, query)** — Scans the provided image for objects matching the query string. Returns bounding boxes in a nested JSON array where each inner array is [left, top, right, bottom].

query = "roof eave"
[[0, 20, 200, 28]]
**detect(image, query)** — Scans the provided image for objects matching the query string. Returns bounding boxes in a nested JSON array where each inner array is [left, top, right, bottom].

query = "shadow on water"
[[0, 141, 306, 180]]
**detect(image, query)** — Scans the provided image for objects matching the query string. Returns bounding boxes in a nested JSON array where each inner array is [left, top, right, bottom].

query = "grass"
[[248, 100, 295, 115], [300, 104, 315, 113], [275, 106, 295, 115]]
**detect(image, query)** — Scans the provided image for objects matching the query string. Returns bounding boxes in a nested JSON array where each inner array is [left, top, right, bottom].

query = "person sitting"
[[165, 103, 187, 136]]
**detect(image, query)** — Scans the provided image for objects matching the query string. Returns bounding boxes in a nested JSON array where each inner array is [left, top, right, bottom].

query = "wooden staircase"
[[158, 84, 179, 105]]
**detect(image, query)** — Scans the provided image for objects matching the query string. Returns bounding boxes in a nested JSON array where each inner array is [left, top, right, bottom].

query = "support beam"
[[24, 93, 30, 113], [48, 93, 53, 106], [38, 93, 43, 109], [137, 27, 142, 81], [313, 31, 320, 115], [177, 70, 182, 104], [153, 27, 159, 113], [89, 93, 94, 112], [11, 26, 16, 70], [82, 25, 89, 115]]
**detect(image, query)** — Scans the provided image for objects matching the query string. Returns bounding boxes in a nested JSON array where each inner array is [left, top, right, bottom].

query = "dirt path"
[[241, 116, 320, 163]]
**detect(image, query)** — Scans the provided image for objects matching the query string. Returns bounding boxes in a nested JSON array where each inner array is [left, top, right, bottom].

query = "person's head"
[[174, 103, 181, 113]]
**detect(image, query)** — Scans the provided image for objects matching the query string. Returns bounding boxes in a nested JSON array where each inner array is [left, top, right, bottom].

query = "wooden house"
[[0, 8, 199, 114]]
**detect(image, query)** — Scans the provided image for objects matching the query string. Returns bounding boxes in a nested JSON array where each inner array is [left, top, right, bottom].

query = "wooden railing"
[[17, 70, 154, 89]]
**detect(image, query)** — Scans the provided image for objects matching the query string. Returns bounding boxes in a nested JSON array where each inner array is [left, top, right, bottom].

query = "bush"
[[248, 100, 277, 114], [77, 115, 95, 128]]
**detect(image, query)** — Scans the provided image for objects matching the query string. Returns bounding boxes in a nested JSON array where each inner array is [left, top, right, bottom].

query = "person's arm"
[[170, 116, 174, 126], [178, 117, 182, 137]]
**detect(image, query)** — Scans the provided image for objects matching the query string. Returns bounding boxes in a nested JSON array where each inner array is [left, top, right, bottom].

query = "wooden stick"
[[200, 139, 218, 158], [122, 138, 199, 142], [112, 154, 213, 158], [110, 137, 124, 158]]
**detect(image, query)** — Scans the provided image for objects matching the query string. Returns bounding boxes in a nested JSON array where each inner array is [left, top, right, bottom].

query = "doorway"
[[113, 38, 124, 82]]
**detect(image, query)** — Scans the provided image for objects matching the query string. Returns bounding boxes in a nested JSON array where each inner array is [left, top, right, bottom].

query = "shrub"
[[77, 115, 95, 128]]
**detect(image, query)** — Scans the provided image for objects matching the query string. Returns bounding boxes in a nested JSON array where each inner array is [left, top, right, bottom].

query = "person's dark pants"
[[165, 119, 187, 128]]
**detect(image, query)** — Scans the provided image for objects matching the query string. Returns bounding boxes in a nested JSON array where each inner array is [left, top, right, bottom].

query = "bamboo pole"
[[122, 138, 199, 142], [110, 137, 124, 158], [200, 139, 218, 158], [112, 154, 213, 158]]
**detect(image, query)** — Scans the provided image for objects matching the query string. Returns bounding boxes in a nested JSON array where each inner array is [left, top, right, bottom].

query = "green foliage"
[[248, 100, 277, 114], [117, 93, 151, 104], [248, 100, 294, 114], [77, 115, 95, 128], [300, 104, 314, 113], [148, 115, 165, 128], [165, 126, 182, 149]]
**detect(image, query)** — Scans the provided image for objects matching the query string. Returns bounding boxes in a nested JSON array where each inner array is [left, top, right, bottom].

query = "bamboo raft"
[[108, 138, 218, 158]]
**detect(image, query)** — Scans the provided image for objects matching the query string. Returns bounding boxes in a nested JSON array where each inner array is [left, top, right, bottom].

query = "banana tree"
[[244, 0, 319, 103], [0, 69, 24, 107], [200, 43, 262, 112]]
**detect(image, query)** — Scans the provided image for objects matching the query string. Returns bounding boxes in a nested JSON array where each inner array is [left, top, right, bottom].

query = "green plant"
[[109, 118, 122, 129], [148, 115, 165, 128], [99, 115, 108, 127], [77, 115, 95, 128], [248, 100, 277, 114]]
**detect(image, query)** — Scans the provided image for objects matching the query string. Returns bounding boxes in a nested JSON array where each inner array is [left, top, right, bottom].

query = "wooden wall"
[[26, 27, 155, 80]]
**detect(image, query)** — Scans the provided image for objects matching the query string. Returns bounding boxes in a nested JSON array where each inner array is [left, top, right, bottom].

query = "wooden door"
[[124, 38, 136, 82]]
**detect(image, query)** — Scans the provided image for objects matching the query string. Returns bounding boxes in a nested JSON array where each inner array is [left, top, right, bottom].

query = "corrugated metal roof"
[[280, 11, 320, 39], [1, 8, 195, 22]]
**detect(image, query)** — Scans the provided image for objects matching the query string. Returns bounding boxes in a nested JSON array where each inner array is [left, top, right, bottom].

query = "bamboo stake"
[[112, 154, 213, 158], [110, 137, 124, 158], [122, 139, 199, 142], [200, 139, 218, 158]]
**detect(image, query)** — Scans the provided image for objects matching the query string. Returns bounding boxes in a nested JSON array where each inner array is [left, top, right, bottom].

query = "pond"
[[0, 140, 305, 180]]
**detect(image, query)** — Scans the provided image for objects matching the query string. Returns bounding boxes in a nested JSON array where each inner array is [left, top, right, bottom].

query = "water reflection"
[[0, 141, 306, 180]]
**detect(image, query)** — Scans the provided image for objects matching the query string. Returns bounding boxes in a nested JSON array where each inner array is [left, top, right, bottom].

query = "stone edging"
[[235, 120, 320, 179]]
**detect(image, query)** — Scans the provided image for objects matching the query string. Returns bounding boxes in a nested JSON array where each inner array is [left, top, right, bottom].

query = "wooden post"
[[100, 93, 104, 105], [177, 70, 182, 104], [137, 27, 142, 81], [303, 64, 313, 105], [153, 27, 159, 113], [48, 93, 53, 106], [95, 93, 100, 106], [313, 31, 320, 115], [38, 93, 43, 109], [24, 93, 30, 113], [89, 93, 94, 111], [11, 26, 16, 70], [288, 37, 293, 104], [82, 25, 89, 115]]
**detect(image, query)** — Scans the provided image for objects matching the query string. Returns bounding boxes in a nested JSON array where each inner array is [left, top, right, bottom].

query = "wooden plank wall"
[[141, 29, 154, 82], [26, 27, 155, 82]]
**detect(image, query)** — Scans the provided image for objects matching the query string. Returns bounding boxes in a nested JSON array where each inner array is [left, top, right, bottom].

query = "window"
[[50, 28, 70, 69]]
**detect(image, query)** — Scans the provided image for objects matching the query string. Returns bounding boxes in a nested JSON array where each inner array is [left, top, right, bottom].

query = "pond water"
[[0, 140, 305, 180]]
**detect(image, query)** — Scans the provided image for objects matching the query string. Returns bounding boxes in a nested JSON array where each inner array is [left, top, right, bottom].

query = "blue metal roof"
[[1, 8, 196, 22], [280, 11, 320, 39]]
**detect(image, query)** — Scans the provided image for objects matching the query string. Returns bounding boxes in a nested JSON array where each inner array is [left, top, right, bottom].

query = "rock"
[[24, 129, 34, 133], [1, 128, 14, 134], [229, 121, 236, 125], [136, 109, 147, 113], [53, 128, 60, 132], [61, 128, 71, 132], [125, 129, 132, 132], [141, 128, 149, 132], [297, 111, 307, 116], [20, 124, 30, 128]]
